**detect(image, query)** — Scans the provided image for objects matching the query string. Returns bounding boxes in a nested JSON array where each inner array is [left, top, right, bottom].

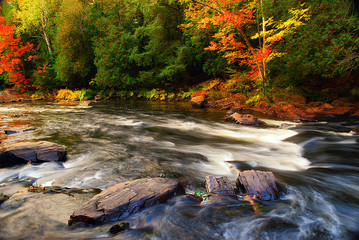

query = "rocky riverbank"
[[205, 93, 359, 122], [1, 89, 358, 122]]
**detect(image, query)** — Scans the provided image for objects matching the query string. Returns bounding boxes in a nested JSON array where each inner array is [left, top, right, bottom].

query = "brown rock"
[[253, 101, 276, 116], [284, 94, 306, 105], [236, 170, 281, 201], [68, 178, 185, 226], [271, 102, 310, 121], [191, 96, 207, 108], [205, 175, 235, 196], [0, 141, 67, 168], [332, 99, 353, 107], [226, 112, 265, 126]]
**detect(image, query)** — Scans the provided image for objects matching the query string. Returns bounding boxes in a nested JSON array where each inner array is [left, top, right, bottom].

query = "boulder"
[[226, 112, 265, 126], [191, 96, 207, 108], [236, 170, 281, 201], [0, 141, 67, 168], [68, 178, 186, 226], [205, 175, 235, 196]]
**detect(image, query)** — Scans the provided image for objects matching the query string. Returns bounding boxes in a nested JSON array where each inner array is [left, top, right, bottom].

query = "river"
[[0, 100, 358, 240]]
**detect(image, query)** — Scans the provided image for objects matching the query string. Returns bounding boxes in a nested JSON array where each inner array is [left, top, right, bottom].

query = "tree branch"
[[192, 0, 224, 14]]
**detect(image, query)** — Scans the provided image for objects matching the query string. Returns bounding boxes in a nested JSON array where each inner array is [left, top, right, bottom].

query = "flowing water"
[[0, 101, 358, 240]]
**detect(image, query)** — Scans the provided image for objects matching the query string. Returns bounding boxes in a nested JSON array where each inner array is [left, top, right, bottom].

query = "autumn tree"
[[180, 0, 311, 94], [11, 0, 59, 56], [0, 16, 34, 91]]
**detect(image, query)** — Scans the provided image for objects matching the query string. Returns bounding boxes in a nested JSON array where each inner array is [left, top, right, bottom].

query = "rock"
[[253, 100, 276, 116], [4, 129, 35, 135], [236, 170, 281, 201], [68, 178, 186, 226], [350, 127, 359, 135], [226, 112, 265, 126], [205, 175, 235, 196], [191, 96, 207, 108], [80, 100, 95, 106], [331, 99, 353, 107], [284, 94, 306, 105], [271, 102, 311, 121], [0, 141, 67, 168], [109, 222, 130, 234], [4, 130, 19, 135], [0, 193, 10, 205]]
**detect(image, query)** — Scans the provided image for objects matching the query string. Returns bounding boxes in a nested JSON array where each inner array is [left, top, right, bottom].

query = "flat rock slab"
[[226, 113, 265, 126], [0, 141, 67, 168], [236, 170, 281, 201], [68, 178, 185, 226]]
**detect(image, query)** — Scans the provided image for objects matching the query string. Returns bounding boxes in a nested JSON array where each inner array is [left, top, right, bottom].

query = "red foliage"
[[0, 16, 34, 92], [191, 90, 207, 98]]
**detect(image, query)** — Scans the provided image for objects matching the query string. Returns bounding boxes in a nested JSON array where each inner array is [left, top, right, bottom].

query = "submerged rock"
[[109, 222, 130, 234], [0, 141, 67, 168], [226, 112, 265, 126], [0, 193, 10, 205], [68, 178, 186, 226]]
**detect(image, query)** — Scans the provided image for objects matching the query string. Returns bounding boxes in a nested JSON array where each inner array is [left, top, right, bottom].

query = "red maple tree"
[[0, 16, 35, 92]]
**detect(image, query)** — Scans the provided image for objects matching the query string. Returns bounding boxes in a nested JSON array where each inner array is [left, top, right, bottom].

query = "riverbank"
[[1, 89, 358, 122], [206, 93, 359, 122]]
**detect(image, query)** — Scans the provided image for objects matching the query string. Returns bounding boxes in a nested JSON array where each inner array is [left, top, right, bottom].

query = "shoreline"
[[1, 90, 358, 122]]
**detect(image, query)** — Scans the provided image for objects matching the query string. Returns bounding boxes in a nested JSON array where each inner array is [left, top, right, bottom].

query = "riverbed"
[[0, 100, 358, 239]]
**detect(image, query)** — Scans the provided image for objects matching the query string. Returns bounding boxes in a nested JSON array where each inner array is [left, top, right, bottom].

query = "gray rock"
[[0, 141, 67, 168], [68, 178, 185, 226]]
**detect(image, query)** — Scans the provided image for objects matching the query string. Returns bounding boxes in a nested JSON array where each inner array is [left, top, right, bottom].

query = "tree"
[[180, 0, 273, 92], [0, 16, 35, 91], [181, 0, 311, 94], [269, 0, 359, 91], [54, 0, 95, 88], [11, 0, 59, 56]]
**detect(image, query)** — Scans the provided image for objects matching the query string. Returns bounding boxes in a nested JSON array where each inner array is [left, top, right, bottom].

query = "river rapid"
[[0, 101, 358, 240]]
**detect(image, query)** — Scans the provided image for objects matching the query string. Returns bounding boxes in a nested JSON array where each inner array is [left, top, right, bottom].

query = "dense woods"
[[0, 0, 358, 101]]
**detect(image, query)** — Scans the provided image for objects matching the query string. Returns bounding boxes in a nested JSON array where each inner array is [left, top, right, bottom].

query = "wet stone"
[[0, 141, 67, 168], [68, 178, 186, 226], [0, 193, 10, 204], [236, 170, 282, 201], [109, 222, 130, 234], [226, 112, 265, 126]]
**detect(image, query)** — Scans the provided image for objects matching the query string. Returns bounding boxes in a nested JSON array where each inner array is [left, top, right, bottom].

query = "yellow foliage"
[[55, 89, 82, 100]]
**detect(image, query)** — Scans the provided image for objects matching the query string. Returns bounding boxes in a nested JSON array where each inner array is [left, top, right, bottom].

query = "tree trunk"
[[40, 6, 52, 55]]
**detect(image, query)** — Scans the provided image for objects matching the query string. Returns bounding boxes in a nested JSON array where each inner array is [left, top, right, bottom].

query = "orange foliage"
[[191, 90, 207, 98], [0, 16, 35, 92], [184, 0, 278, 83]]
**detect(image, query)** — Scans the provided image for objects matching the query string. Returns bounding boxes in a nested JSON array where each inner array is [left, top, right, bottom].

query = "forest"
[[0, 0, 358, 103]]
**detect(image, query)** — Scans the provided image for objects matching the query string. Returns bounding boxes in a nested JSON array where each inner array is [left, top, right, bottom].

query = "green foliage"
[[194, 191, 203, 198], [269, 0, 359, 87], [53, 0, 95, 88], [0, 0, 358, 100]]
